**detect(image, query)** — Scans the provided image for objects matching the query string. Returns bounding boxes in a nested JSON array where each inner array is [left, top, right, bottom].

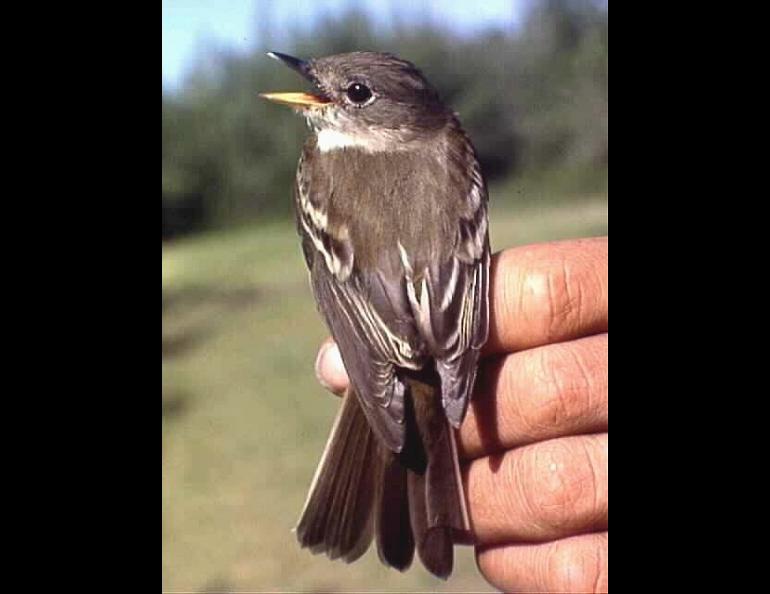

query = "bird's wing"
[[402, 126, 491, 426], [295, 141, 425, 453]]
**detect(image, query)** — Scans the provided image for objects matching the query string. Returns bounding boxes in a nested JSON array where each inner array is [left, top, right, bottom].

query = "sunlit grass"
[[162, 194, 607, 592]]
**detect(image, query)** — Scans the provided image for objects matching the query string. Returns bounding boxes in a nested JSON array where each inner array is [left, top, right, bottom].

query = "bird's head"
[[261, 51, 450, 152]]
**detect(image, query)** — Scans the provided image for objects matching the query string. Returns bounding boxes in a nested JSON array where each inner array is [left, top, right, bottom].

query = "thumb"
[[314, 338, 349, 396]]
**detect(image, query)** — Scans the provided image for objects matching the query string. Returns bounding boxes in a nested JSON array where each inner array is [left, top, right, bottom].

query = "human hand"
[[314, 238, 608, 592]]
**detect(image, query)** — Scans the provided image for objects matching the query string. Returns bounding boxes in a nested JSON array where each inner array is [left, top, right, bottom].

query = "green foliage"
[[162, 0, 608, 238]]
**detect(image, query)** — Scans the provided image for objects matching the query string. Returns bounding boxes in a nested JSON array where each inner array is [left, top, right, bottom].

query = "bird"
[[261, 51, 490, 580]]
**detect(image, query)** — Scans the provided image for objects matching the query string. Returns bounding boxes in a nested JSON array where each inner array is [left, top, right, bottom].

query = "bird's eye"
[[346, 83, 372, 105]]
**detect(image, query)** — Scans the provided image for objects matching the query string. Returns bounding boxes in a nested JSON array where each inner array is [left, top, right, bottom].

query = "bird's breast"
[[313, 144, 460, 273]]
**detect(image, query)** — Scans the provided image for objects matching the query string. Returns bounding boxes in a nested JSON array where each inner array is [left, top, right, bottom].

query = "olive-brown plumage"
[[263, 51, 490, 579]]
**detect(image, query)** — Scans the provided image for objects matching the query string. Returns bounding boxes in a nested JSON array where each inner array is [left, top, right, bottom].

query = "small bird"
[[261, 51, 490, 579]]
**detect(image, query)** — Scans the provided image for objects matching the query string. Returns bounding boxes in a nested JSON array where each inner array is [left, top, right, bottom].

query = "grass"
[[162, 192, 608, 592]]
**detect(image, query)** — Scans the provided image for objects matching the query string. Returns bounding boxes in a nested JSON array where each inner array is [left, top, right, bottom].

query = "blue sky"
[[162, 0, 523, 90]]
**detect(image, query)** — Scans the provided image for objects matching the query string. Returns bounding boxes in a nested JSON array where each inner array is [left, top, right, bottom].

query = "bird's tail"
[[294, 378, 470, 579]]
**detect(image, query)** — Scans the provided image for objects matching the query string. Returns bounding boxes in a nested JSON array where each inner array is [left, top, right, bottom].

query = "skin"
[[314, 237, 608, 592]]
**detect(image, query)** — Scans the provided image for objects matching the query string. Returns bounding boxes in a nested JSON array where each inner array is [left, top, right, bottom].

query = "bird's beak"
[[259, 91, 330, 107], [260, 51, 331, 108]]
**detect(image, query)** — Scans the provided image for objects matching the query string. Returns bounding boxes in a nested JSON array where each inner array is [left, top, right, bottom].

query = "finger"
[[485, 237, 608, 355], [314, 333, 609, 425], [477, 532, 608, 593], [314, 238, 607, 393], [465, 433, 608, 545], [314, 338, 348, 396], [460, 333, 608, 459]]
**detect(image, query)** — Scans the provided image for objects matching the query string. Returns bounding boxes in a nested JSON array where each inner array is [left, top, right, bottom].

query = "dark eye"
[[346, 82, 372, 104]]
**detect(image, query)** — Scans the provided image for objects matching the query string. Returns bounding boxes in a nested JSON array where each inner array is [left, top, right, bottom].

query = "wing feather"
[[404, 125, 491, 426], [296, 139, 425, 452]]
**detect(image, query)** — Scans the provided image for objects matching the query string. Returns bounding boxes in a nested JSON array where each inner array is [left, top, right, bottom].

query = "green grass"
[[162, 193, 608, 592]]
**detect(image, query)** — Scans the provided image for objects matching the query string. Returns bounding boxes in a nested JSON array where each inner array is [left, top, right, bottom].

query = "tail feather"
[[334, 428, 379, 563], [295, 379, 470, 579], [426, 413, 470, 536], [295, 389, 376, 561], [376, 452, 415, 571], [404, 376, 468, 579], [327, 422, 375, 559]]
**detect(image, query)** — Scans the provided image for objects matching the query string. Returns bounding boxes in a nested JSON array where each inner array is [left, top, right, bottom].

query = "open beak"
[[259, 92, 330, 107], [260, 52, 331, 108]]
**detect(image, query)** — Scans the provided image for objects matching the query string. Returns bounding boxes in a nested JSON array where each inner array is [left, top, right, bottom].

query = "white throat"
[[316, 128, 378, 153]]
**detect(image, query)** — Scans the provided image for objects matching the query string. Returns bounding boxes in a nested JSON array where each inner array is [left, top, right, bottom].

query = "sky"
[[162, 0, 523, 90]]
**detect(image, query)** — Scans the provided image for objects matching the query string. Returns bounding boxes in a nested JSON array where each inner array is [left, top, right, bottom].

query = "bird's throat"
[[316, 128, 379, 153]]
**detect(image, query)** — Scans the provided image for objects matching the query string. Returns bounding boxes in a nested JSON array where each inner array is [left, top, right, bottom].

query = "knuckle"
[[545, 262, 576, 337], [547, 535, 608, 593], [500, 453, 539, 532], [519, 252, 600, 341], [519, 439, 600, 534], [527, 345, 595, 431]]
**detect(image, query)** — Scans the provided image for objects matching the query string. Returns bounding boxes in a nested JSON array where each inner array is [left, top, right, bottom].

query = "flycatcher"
[[261, 51, 490, 579]]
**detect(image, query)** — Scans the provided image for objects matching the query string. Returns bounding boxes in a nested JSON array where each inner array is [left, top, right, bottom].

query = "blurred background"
[[162, 0, 607, 591]]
